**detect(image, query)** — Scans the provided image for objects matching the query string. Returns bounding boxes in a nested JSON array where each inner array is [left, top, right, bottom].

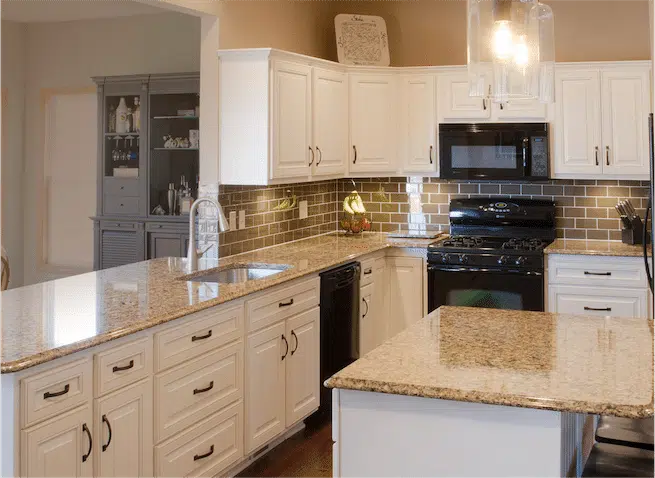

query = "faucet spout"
[[187, 197, 230, 272]]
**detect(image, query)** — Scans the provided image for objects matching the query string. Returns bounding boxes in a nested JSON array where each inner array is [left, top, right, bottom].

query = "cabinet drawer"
[[154, 301, 244, 373], [246, 276, 319, 332], [104, 195, 141, 215], [154, 341, 243, 443], [146, 222, 188, 233], [94, 337, 152, 396], [104, 178, 140, 196], [360, 257, 375, 287], [100, 220, 137, 230], [549, 285, 649, 319], [155, 401, 243, 478], [20, 357, 93, 428], [548, 255, 647, 288]]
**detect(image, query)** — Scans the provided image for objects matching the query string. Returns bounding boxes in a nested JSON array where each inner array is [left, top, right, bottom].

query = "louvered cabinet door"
[[100, 229, 140, 269]]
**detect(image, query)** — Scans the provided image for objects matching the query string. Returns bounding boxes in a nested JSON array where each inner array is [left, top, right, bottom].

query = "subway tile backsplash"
[[203, 177, 650, 258]]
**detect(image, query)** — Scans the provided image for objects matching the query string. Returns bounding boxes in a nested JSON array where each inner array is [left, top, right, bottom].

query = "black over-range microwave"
[[439, 123, 549, 181]]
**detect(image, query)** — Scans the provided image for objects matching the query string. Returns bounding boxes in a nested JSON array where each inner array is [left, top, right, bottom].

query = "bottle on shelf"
[[116, 97, 128, 133], [133, 97, 141, 132], [108, 104, 116, 133], [127, 108, 133, 133]]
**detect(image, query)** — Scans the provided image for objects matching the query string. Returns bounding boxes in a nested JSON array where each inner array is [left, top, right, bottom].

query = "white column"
[[199, 15, 220, 186]]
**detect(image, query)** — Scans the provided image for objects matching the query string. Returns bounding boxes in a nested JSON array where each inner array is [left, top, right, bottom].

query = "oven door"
[[439, 124, 528, 180], [428, 265, 544, 313]]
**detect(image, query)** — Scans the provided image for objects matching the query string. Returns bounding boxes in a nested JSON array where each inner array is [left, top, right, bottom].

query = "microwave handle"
[[522, 137, 529, 169]]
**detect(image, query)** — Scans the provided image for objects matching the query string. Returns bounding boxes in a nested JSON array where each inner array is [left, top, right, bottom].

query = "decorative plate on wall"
[[335, 14, 390, 66]]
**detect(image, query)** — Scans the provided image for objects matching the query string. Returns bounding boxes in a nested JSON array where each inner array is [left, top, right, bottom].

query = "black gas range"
[[427, 197, 556, 313]]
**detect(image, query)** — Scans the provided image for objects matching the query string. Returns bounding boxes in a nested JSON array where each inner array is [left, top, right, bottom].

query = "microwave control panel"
[[530, 136, 549, 177]]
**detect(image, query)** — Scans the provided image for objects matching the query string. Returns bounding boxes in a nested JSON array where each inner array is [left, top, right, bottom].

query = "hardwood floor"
[[237, 417, 332, 477]]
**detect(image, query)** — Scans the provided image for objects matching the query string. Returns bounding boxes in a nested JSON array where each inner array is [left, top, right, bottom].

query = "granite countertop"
[[545, 239, 650, 257], [326, 306, 654, 418], [0, 233, 435, 373]]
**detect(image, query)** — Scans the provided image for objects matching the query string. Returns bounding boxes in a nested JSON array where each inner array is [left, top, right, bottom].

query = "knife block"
[[621, 217, 647, 245]]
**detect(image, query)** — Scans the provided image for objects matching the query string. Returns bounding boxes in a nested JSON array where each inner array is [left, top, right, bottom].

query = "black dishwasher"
[[318, 261, 360, 416]]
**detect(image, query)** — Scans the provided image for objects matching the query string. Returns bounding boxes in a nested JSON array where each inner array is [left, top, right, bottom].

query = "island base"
[[332, 389, 585, 477]]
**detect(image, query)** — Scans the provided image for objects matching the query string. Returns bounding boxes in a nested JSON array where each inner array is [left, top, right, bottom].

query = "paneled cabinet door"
[[549, 285, 649, 319], [21, 405, 94, 477], [437, 72, 490, 120], [372, 256, 390, 346], [312, 67, 348, 177], [94, 379, 153, 477], [401, 75, 437, 173], [285, 307, 320, 427], [387, 256, 424, 339], [554, 70, 602, 175], [601, 69, 650, 177], [245, 321, 286, 453], [359, 283, 375, 356], [495, 99, 547, 121], [271, 60, 312, 180], [349, 74, 398, 173], [148, 232, 184, 259]]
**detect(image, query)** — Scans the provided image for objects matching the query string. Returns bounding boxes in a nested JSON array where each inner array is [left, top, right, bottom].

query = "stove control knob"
[[441, 254, 449, 264], [515, 256, 526, 266], [459, 254, 469, 264], [498, 255, 509, 265]]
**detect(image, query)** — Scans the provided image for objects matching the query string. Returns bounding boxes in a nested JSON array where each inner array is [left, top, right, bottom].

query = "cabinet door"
[[271, 60, 312, 180], [387, 256, 424, 338], [21, 405, 93, 477], [285, 307, 320, 427], [148, 232, 183, 259], [601, 68, 650, 178], [349, 74, 398, 173], [312, 67, 348, 177], [549, 285, 649, 319], [359, 283, 375, 356], [437, 72, 490, 120], [95, 379, 153, 477], [100, 229, 140, 269], [554, 70, 602, 176], [372, 256, 390, 346], [401, 75, 437, 173], [245, 321, 286, 453], [495, 99, 547, 121]]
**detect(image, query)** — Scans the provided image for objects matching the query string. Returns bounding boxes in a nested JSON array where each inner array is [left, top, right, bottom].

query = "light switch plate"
[[229, 211, 237, 230], [299, 201, 308, 219], [239, 210, 246, 229]]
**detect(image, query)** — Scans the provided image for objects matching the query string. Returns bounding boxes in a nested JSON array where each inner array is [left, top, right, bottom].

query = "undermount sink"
[[184, 264, 292, 284]]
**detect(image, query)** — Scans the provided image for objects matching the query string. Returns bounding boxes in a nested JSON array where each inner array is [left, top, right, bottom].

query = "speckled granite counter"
[[326, 306, 654, 418], [545, 239, 650, 257], [0, 233, 434, 373]]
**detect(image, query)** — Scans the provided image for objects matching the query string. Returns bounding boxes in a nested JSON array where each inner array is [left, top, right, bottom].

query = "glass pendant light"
[[467, 0, 554, 104]]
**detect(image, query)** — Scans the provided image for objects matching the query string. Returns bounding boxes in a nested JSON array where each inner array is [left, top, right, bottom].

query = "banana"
[[343, 195, 355, 215], [289, 195, 298, 208], [274, 198, 290, 211], [349, 191, 366, 214]]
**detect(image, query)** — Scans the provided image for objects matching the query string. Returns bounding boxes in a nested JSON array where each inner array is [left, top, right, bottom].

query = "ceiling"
[[1, 0, 168, 23]]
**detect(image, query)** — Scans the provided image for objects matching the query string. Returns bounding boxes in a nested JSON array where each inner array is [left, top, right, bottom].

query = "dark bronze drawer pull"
[[291, 330, 298, 355], [191, 330, 213, 342], [44, 384, 70, 399], [194, 445, 214, 461], [193, 381, 214, 395], [362, 297, 369, 318], [112, 360, 134, 373], [102, 414, 112, 452], [281, 334, 289, 361], [82, 423, 92, 462], [584, 306, 612, 312], [279, 298, 294, 307], [353, 145, 357, 164], [584, 271, 611, 276], [363, 268, 373, 275]]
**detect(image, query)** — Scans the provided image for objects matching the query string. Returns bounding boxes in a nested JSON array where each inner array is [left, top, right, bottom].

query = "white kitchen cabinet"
[[349, 73, 398, 174], [285, 307, 320, 426], [437, 72, 490, 121], [387, 256, 424, 339], [549, 285, 648, 319], [359, 282, 375, 356], [94, 379, 153, 477], [495, 98, 548, 121], [372, 256, 390, 347], [245, 321, 286, 453], [312, 67, 348, 177], [554, 63, 650, 179], [21, 405, 94, 478], [400, 74, 438, 173]]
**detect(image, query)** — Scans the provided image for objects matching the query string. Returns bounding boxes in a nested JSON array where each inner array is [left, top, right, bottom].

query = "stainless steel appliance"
[[427, 197, 555, 313], [439, 123, 550, 181]]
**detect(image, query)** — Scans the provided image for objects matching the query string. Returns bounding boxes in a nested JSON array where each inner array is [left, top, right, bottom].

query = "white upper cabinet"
[[495, 98, 548, 121], [271, 61, 313, 180], [554, 63, 650, 179], [349, 73, 398, 174], [437, 72, 490, 121], [312, 67, 348, 177], [400, 74, 438, 173]]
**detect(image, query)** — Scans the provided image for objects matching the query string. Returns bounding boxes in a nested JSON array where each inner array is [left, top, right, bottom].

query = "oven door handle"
[[428, 265, 543, 276]]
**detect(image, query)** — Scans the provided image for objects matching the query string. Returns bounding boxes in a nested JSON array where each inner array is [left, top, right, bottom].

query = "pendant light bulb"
[[492, 20, 513, 61]]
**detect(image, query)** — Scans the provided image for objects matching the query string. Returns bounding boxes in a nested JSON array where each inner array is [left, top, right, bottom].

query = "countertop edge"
[[325, 377, 655, 419]]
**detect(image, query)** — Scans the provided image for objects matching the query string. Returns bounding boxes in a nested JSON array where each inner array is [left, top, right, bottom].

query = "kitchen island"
[[326, 306, 653, 477]]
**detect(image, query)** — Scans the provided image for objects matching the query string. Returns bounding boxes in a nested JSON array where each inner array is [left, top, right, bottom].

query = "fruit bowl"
[[340, 215, 372, 235]]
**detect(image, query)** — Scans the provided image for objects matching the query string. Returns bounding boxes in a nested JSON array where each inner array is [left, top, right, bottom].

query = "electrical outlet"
[[239, 210, 246, 229], [299, 200, 308, 219], [229, 211, 237, 230]]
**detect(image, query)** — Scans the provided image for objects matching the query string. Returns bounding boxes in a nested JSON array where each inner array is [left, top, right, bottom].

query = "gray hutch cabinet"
[[92, 73, 199, 270]]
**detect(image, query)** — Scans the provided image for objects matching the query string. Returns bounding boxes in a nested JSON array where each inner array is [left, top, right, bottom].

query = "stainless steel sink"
[[184, 264, 291, 284]]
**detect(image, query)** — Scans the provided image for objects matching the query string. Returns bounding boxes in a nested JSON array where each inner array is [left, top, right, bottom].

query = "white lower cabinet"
[[549, 285, 649, 319], [245, 306, 320, 453], [387, 256, 425, 338], [21, 404, 94, 478], [94, 379, 153, 477], [359, 282, 376, 356]]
